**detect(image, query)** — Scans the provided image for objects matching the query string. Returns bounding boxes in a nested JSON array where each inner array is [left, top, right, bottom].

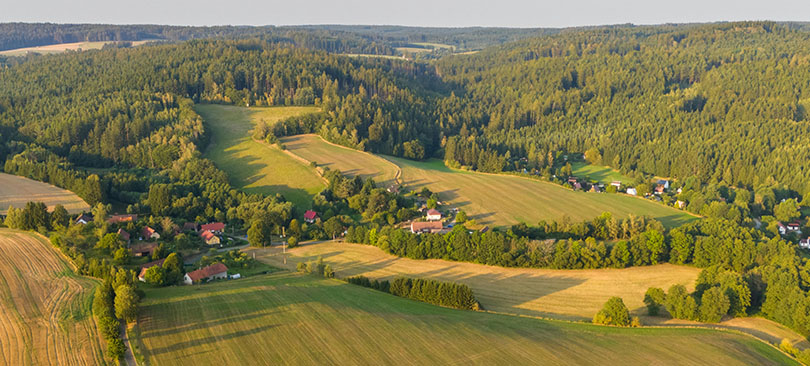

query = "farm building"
[[200, 230, 221, 246], [411, 221, 443, 234], [138, 258, 166, 282], [800, 238, 810, 249], [183, 222, 199, 232], [426, 209, 442, 221], [657, 180, 670, 189], [184, 263, 228, 285], [201, 222, 225, 233], [626, 187, 637, 196], [107, 214, 137, 224], [304, 210, 319, 223], [141, 226, 160, 240], [75, 213, 93, 225], [131, 242, 158, 257], [117, 229, 130, 243], [610, 181, 622, 189]]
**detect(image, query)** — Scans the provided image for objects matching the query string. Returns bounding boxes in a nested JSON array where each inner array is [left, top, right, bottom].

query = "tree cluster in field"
[[346, 275, 391, 293], [347, 275, 479, 310], [593, 297, 640, 327], [4, 202, 69, 232], [296, 257, 334, 279], [141, 253, 184, 287], [92, 273, 138, 361]]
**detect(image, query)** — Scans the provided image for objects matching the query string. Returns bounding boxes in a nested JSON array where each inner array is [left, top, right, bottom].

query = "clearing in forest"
[[570, 161, 635, 185], [0, 173, 90, 215], [280, 134, 400, 187], [197, 104, 324, 208], [0, 40, 153, 56], [0, 229, 104, 365], [135, 270, 795, 366]]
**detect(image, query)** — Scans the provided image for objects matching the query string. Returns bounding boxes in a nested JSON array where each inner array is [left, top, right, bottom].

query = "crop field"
[[280, 134, 400, 187], [0, 40, 152, 56], [570, 161, 634, 185], [135, 270, 794, 366], [0, 229, 104, 365], [0, 173, 90, 215], [387, 157, 698, 227], [197, 104, 324, 208]]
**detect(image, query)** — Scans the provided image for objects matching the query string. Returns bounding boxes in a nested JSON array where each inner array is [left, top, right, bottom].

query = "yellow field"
[[0, 173, 90, 215], [280, 134, 400, 187], [0, 40, 152, 57], [0, 229, 104, 365]]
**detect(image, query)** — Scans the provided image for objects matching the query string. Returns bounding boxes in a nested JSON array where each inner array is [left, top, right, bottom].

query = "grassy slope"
[[388, 157, 698, 228], [0, 40, 152, 56], [136, 271, 795, 366], [0, 229, 104, 365], [280, 134, 400, 187], [0, 172, 90, 215], [571, 161, 634, 184], [196, 104, 324, 208]]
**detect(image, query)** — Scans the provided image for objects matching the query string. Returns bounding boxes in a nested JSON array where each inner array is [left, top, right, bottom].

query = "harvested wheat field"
[[0, 229, 104, 365], [0, 173, 90, 215]]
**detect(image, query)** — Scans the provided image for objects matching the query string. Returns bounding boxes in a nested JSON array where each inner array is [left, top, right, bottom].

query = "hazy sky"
[[2, 0, 809, 28]]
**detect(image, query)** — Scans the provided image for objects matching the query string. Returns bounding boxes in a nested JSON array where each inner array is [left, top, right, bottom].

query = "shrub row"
[[92, 283, 125, 360]]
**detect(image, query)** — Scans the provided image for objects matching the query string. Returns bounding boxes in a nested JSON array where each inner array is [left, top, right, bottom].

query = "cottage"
[[303, 210, 319, 224], [200, 222, 225, 234], [800, 238, 810, 249], [626, 187, 637, 196], [610, 181, 622, 189], [657, 180, 670, 189], [777, 222, 787, 235], [410, 221, 443, 234], [567, 177, 578, 184], [141, 226, 160, 240], [117, 228, 130, 243], [573, 182, 582, 190], [75, 213, 93, 225], [589, 185, 602, 193], [426, 208, 442, 221], [183, 222, 199, 233], [131, 242, 158, 257], [787, 222, 802, 233], [107, 214, 137, 224], [200, 230, 221, 246], [138, 258, 166, 282], [184, 263, 228, 285], [654, 185, 665, 195]]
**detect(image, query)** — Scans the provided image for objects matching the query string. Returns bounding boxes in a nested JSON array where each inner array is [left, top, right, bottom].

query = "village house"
[[304, 210, 319, 224], [573, 182, 582, 190], [141, 226, 160, 240], [386, 184, 400, 194], [200, 222, 225, 234], [410, 221, 444, 234], [626, 187, 637, 196], [107, 214, 137, 224], [75, 213, 93, 225], [130, 242, 158, 257], [654, 185, 666, 195], [138, 258, 166, 281], [800, 238, 810, 249], [200, 230, 221, 246], [589, 185, 602, 193], [788, 222, 802, 234], [183, 222, 199, 233], [657, 179, 670, 190], [117, 228, 130, 243], [426, 208, 442, 221], [184, 263, 228, 285]]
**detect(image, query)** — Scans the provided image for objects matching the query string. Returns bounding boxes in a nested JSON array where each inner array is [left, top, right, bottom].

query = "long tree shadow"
[[148, 324, 279, 356]]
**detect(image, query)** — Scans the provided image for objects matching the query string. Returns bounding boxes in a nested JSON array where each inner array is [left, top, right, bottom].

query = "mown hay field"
[[0, 40, 152, 56], [570, 161, 635, 185], [135, 270, 795, 366], [0, 173, 90, 215], [197, 104, 324, 208], [0, 229, 104, 365]]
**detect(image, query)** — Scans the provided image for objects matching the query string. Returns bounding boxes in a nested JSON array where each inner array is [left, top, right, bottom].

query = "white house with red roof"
[[426, 209, 442, 221], [200, 222, 225, 234], [304, 210, 319, 223], [184, 263, 228, 285]]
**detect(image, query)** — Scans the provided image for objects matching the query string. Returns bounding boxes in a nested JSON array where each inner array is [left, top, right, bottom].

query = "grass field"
[[571, 161, 634, 184], [135, 270, 795, 366], [0, 173, 90, 215], [0, 40, 152, 56], [0, 229, 104, 365], [387, 157, 698, 227], [280, 134, 400, 187], [197, 104, 324, 208]]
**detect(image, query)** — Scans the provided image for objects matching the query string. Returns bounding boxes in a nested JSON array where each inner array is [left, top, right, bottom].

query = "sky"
[[2, 0, 809, 28]]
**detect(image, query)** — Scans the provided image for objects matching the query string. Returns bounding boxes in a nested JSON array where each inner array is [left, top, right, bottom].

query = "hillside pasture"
[[135, 270, 795, 366], [280, 134, 399, 187], [0, 229, 104, 365], [197, 104, 324, 208], [0, 173, 90, 215], [570, 161, 634, 185], [388, 157, 698, 227]]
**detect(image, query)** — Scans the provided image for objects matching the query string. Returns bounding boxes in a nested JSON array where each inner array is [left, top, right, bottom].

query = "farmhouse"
[[610, 181, 622, 189], [201, 222, 225, 233], [426, 208, 442, 221], [141, 226, 160, 240], [138, 258, 166, 282], [777, 222, 801, 236], [304, 210, 319, 223], [107, 214, 137, 224], [131, 242, 158, 257], [200, 230, 221, 246], [75, 213, 93, 225], [183, 222, 199, 232], [184, 263, 228, 285], [411, 221, 444, 234], [117, 228, 130, 243], [657, 179, 670, 189], [800, 238, 810, 249], [654, 185, 665, 195]]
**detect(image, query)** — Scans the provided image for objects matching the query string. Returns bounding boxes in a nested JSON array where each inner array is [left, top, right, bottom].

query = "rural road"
[[121, 323, 137, 366]]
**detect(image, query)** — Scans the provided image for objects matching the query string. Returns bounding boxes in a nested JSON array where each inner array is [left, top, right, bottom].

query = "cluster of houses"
[[410, 208, 446, 234], [565, 177, 683, 200]]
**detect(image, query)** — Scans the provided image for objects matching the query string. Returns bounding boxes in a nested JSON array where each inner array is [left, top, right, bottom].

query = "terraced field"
[[0, 173, 90, 215], [0, 229, 104, 365], [135, 270, 795, 366]]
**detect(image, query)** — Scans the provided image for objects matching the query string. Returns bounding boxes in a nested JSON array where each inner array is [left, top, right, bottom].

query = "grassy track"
[[196, 104, 324, 208], [570, 161, 634, 184], [0, 229, 104, 365], [388, 156, 697, 227], [280, 134, 399, 187], [0, 173, 90, 215], [135, 271, 795, 366]]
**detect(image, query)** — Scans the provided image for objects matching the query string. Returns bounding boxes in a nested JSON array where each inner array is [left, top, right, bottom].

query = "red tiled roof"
[[138, 258, 166, 278], [142, 226, 157, 238], [107, 214, 137, 224], [411, 221, 443, 232], [304, 210, 318, 220], [200, 230, 217, 240], [201, 222, 225, 232], [186, 263, 228, 282], [117, 229, 130, 241], [427, 209, 441, 216]]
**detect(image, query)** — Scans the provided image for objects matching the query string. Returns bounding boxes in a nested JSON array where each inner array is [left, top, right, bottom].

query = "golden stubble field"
[[0, 173, 90, 215], [0, 229, 103, 365]]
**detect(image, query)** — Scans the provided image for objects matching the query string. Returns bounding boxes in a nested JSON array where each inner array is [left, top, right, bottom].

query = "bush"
[[287, 236, 299, 248], [323, 264, 334, 278], [106, 337, 126, 359], [644, 287, 666, 316], [347, 275, 390, 293], [593, 297, 631, 326], [698, 287, 730, 323]]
